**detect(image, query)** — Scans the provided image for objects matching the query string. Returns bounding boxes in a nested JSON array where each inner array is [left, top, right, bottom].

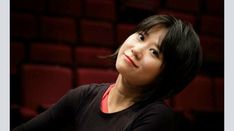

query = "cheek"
[[119, 35, 137, 51], [141, 59, 162, 80], [116, 41, 132, 59], [115, 52, 125, 73]]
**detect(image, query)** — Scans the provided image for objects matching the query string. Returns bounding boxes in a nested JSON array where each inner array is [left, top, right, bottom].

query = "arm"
[[11, 86, 86, 131]]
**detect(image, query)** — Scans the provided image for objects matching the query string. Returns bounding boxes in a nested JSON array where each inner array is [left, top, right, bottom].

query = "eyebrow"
[[143, 31, 162, 52]]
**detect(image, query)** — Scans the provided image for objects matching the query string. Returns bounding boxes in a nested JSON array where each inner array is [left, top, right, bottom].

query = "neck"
[[108, 74, 142, 113], [115, 75, 142, 99]]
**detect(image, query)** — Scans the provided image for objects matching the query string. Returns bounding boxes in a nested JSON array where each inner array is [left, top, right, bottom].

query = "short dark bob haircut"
[[109, 15, 202, 102]]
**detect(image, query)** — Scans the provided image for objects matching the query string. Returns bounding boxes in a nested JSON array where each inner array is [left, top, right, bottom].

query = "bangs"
[[134, 15, 177, 33]]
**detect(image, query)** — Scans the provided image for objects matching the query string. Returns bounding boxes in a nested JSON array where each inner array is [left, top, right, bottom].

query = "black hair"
[[109, 15, 202, 102]]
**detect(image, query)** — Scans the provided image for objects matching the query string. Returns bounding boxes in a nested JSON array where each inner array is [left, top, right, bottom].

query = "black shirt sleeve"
[[11, 84, 91, 131]]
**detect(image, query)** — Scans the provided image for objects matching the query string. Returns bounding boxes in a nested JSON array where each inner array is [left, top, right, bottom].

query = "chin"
[[115, 63, 125, 75]]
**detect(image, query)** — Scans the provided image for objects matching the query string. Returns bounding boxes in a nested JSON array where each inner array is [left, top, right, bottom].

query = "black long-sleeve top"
[[12, 83, 175, 131]]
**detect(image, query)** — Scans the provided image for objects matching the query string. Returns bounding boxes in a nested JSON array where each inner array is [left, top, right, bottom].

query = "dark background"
[[10, 0, 224, 130]]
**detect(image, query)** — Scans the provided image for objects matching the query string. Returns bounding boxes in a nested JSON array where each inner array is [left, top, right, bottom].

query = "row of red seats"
[[11, 63, 223, 122], [171, 75, 224, 130], [11, 11, 223, 44], [10, 34, 223, 75], [11, 0, 223, 20], [10, 42, 115, 75], [163, 0, 223, 15], [173, 75, 224, 112]]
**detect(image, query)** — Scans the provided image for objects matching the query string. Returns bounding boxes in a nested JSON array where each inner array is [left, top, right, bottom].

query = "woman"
[[12, 15, 202, 131]]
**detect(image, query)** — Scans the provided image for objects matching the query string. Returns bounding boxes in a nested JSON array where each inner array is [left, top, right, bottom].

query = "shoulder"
[[148, 101, 173, 114], [140, 101, 174, 120], [72, 83, 110, 94], [131, 101, 174, 131], [67, 83, 110, 99], [53, 83, 110, 113]]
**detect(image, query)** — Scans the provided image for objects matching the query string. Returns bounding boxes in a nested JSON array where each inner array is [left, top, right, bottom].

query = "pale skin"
[[107, 25, 168, 113]]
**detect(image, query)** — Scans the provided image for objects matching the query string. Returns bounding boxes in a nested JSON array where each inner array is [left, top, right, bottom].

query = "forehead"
[[146, 24, 168, 35], [144, 25, 168, 45]]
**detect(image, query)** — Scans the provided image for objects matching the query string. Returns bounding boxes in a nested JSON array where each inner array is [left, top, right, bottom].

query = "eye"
[[138, 32, 145, 41], [150, 48, 160, 57]]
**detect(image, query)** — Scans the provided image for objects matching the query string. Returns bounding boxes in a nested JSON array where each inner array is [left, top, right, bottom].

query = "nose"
[[131, 45, 144, 60]]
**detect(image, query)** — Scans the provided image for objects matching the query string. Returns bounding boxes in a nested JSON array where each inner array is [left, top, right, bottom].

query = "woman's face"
[[116, 25, 168, 87]]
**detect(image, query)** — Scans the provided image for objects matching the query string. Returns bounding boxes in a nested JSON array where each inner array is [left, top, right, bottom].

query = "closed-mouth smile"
[[124, 54, 139, 68]]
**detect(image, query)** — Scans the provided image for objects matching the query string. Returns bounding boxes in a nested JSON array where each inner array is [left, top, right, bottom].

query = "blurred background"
[[10, 0, 224, 130]]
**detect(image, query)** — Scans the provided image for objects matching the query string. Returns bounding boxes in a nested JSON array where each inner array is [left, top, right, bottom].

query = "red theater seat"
[[48, 0, 81, 17], [123, 0, 160, 11], [165, 0, 201, 14], [205, 0, 224, 15], [30, 43, 72, 65], [75, 47, 114, 68], [84, 0, 116, 21], [200, 15, 224, 37], [200, 35, 224, 64], [76, 68, 118, 86], [158, 10, 197, 27], [40, 16, 77, 42], [80, 20, 114, 48], [173, 75, 214, 111], [21, 64, 72, 110]]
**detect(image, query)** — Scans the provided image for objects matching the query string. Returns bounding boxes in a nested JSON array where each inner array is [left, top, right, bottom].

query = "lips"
[[124, 54, 139, 68]]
